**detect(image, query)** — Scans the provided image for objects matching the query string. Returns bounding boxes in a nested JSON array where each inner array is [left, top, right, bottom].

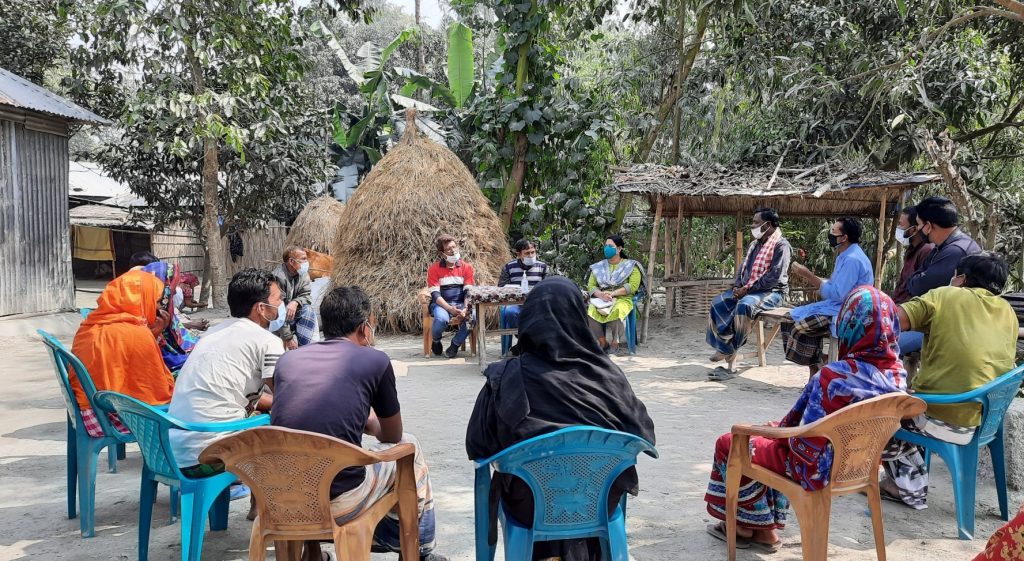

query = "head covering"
[[779, 285, 907, 491], [141, 262, 198, 371], [70, 270, 175, 409], [466, 276, 655, 461]]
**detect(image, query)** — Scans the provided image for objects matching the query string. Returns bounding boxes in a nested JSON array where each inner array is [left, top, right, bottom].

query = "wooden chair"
[[418, 287, 476, 358], [724, 393, 927, 561], [199, 426, 419, 561]]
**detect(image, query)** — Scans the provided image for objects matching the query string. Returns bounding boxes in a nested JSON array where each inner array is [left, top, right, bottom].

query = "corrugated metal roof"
[[69, 161, 131, 200], [69, 204, 153, 229], [0, 66, 109, 125]]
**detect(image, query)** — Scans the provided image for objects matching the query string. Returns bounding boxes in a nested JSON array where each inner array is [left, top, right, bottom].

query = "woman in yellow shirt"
[[586, 236, 644, 354]]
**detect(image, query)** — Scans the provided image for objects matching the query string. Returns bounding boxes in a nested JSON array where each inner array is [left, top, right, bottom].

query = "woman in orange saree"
[[71, 269, 175, 436]]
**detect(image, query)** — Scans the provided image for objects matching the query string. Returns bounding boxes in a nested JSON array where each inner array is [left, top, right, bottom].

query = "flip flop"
[[708, 366, 737, 381], [705, 522, 751, 548], [748, 538, 782, 553]]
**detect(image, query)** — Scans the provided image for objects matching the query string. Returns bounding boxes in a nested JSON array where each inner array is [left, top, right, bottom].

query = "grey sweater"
[[272, 264, 311, 341]]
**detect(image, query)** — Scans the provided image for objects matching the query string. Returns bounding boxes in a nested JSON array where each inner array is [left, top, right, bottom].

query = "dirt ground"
[[0, 307, 1009, 561]]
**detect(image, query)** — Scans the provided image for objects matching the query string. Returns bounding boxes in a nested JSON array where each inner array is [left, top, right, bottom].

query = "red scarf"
[[742, 228, 782, 289]]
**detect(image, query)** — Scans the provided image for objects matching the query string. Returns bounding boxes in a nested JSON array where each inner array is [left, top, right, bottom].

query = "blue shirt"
[[790, 244, 874, 334]]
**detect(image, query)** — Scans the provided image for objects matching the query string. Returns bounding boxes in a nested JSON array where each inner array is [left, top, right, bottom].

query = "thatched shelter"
[[285, 196, 346, 254], [332, 109, 511, 332]]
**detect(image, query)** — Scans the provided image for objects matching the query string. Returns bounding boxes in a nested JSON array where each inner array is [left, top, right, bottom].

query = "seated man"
[[168, 268, 284, 477], [273, 245, 315, 350], [899, 196, 981, 355], [786, 216, 873, 376], [427, 234, 475, 359], [272, 286, 444, 561], [497, 238, 548, 330], [706, 208, 791, 363], [882, 252, 1018, 508], [890, 205, 934, 305]]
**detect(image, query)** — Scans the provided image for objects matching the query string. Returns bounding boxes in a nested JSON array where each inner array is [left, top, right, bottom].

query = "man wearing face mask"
[[497, 238, 549, 332], [272, 286, 446, 561], [706, 208, 792, 365], [272, 245, 315, 350], [786, 217, 874, 376], [168, 268, 285, 477], [890, 205, 934, 305], [898, 196, 981, 355], [427, 234, 476, 358]]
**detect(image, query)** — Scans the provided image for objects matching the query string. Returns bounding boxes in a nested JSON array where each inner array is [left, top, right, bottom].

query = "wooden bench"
[[728, 306, 838, 370], [418, 288, 476, 358]]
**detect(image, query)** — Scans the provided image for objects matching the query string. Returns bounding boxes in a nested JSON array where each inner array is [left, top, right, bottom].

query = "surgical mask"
[[173, 287, 184, 309], [362, 320, 376, 346], [895, 227, 909, 246], [445, 252, 460, 264], [827, 233, 842, 249], [264, 302, 287, 332], [297, 261, 310, 276], [522, 256, 536, 266], [751, 225, 764, 240], [603, 245, 617, 259]]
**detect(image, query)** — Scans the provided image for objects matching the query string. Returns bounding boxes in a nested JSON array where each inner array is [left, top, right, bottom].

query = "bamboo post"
[[663, 216, 675, 319], [642, 196, 664, 344], [734, 211, 744, 275], [682, 217, 693, 277], [874, 192, 888, 289], [672, 216, 683, 274]]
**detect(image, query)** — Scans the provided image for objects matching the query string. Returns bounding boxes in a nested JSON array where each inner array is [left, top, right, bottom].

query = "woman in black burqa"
[[466, 275, 656, 561]]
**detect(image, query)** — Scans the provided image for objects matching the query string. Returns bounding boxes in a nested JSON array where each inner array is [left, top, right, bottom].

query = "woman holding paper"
[[585, 236, 645, 354]]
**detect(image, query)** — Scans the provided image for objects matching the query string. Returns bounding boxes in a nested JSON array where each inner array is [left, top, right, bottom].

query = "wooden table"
[[466, 286, 527, 372]]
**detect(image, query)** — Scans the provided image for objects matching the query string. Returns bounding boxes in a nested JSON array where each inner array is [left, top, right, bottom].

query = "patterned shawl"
[[589, 258, 645, 291], [141, 262, 198, 371], [778, 285, 907, 491]]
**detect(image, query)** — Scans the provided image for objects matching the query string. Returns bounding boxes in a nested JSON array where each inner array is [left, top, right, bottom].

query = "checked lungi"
[[706, 289, 783, 355], [781, 313, 832, 366], [881, 414, 976, 510]]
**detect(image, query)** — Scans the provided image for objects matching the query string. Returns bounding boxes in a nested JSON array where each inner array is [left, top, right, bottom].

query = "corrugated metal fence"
[[0, 119, 74, 316]]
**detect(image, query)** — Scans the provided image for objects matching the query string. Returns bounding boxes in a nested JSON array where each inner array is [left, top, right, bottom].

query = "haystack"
[[332, 109, 511, 332], [285, 195, 346, 254]]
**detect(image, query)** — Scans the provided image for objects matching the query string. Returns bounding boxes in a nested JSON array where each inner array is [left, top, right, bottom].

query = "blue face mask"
[[603, 245, 618, 259], [265, 302, 287, 332]]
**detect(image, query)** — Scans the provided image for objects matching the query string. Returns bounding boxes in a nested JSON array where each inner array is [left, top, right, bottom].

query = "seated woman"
[[585, 236, 645, 354], [703, 285, 906, 551], [71, 269, 176, 437], [141, 262, 200, 373], [467, 276, 656, 561]]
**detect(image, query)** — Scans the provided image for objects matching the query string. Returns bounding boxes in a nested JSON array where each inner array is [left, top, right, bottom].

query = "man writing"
[[273, 245, 315, 350]]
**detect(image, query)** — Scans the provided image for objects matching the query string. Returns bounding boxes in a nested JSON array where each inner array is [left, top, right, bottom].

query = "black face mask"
[[827, 233, 842, 249]]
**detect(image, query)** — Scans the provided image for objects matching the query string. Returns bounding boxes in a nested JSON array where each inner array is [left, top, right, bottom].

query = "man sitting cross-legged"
[[271, 286, 445, 561]]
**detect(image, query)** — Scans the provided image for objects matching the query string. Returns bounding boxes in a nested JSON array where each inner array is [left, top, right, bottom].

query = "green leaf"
[[312, 20, 365, 86], [894, 0, 908, 18], [447, 22, 475, 108], [890, 113, 908, 129], [332, 112, 349, 147], [363, 146, 383, 164], [380, 28, 419, 68]]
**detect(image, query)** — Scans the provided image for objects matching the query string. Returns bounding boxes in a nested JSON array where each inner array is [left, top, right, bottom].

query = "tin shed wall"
[[0, 119, 74, 316]]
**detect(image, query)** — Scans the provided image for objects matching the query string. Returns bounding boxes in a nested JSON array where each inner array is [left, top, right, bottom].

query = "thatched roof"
[[611, 164, 941, 218], [285, 196, 346, 254], [332, 109, 512, 332]]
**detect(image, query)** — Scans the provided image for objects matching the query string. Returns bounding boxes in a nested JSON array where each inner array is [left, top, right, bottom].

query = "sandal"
[[748, 537, 782, 553], [708, 366, 737, 381], [705, 522, 751, 548]]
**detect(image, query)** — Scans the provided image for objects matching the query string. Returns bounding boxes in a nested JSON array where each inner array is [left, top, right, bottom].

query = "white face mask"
[[445, 252, 460, 264], [751, 225, 764, 240], [522, 256, 536, 266], [297, 261, 310, 275], [264, 302, 287, 332], [173, 287, 184, 309], [895, 227, 914, 247]]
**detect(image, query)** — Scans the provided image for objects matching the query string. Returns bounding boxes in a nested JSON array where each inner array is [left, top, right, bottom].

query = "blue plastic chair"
[[473, 426, 658, 561], [95, 391, 270, 561], [894, 364, 1024, 540], [79, 307, 93, 319], [38, 329, 135, 537], [624, 287, 645, 355]]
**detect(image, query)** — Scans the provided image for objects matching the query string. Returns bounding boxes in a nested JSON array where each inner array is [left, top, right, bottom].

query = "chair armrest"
[[731, 423, 811, 439], [179, 414, 271, 433], [912, 389, 987, 405], [373, 442, 416, 462]]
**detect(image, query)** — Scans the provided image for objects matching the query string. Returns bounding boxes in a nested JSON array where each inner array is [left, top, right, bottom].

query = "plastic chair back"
[[94, 392, 187, 483], [479, 426, 657, 536], [974, 365, 1024, 446], [79, 308, 93, 319], [38, 329, 131, 443]]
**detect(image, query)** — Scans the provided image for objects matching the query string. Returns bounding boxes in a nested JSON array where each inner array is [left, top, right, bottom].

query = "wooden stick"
[[672, 216, 683, 274], [642, 196, 664, 344], [734, 210, 744, 276], [874, 191, 887, 288], [683, 217, 693, 277], [663, 218, 674, 319]]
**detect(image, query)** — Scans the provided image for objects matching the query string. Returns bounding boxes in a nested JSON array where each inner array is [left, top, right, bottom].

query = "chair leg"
[[504, 522, 533, 561], [139, 476, 158, 561], [208, 487, 231, 531], [724, 467, 741, 561], [247, 522, 265, 561], [607, 506, 629, 561], [178, 492, 196, 561], [947, 446, 978, 540], [107, 443, 118, 473], [67, 420, 78, 520], [990, 437, 1010, 521], [335, 524, 373, 561], [273, 540, 298, 561], [866, 482, 887, 561], [117, 442, 127, 460], [755, 319, 767, 367], [169, 485, 180, 523], [78, 438, 101, 538], [791, 492, 832, 561]]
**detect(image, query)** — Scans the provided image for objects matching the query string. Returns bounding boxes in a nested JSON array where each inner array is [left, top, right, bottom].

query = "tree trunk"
[[923, 130, 980, 238], [497, 0, 537, 231], [415, 0, 426, 78]]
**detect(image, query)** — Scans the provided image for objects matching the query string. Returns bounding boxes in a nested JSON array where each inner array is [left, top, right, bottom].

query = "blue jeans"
[[899, 330, 924, 355], [502, 305, 521, 328], [430, 302, 471, 346]]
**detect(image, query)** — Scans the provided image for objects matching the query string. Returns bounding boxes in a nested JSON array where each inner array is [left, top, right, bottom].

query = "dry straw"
[[332, 109, 511, 332], [285, 195, 346, 254]]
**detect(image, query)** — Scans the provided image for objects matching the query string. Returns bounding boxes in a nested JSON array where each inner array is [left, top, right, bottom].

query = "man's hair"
[[957, 251, 1009, 295], [513, 238, 536, 254], [321, 286, 371, 338], [915, 196, 958, 228], [227, 268, 279, 318], [755, 208, 780, 227], [900, 205, 918, 225], [129, 251, 159, 267], [435, 234, 457, 253], [836, 217, 862, 244], [281, 245, 303, 262]]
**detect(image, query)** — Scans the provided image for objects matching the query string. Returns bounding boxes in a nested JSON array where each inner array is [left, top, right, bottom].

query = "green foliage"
[[447, 22, 475, 108], [0, 0, 73, 83]]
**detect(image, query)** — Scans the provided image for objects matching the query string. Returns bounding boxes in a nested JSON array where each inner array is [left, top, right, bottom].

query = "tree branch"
[[952, 120, 1024, 142], [991, 0, 1024, 21]]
